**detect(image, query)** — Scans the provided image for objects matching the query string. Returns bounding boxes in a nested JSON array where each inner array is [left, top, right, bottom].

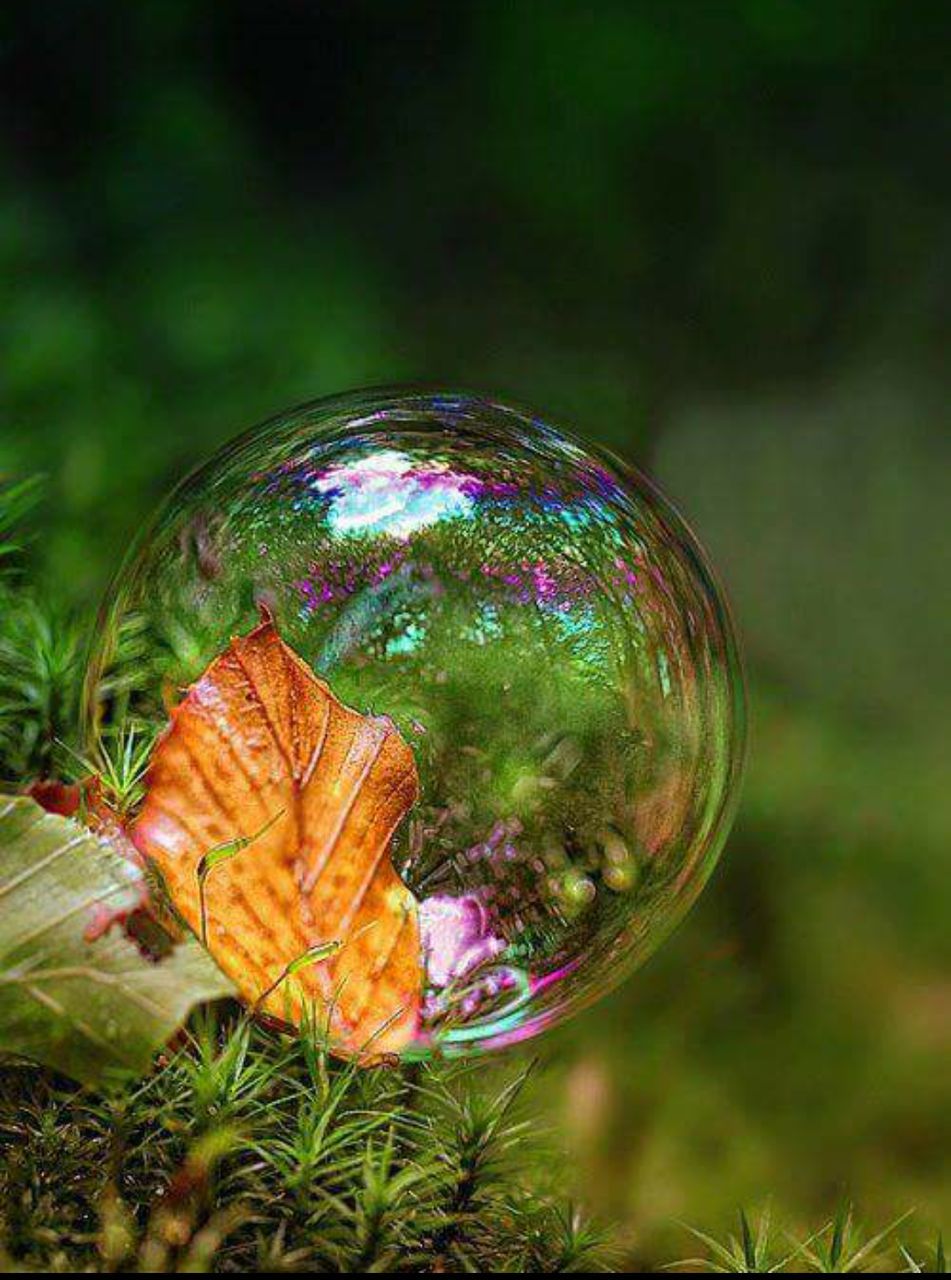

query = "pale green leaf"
[[0, 795, 236, 1087]]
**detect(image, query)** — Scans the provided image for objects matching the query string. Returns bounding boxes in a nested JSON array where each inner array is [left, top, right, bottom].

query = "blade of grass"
[[252, 940, 344, 1011], [196, 809, 285, 945]]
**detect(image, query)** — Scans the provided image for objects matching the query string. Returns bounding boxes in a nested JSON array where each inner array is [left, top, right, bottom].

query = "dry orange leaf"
[[132, 616, 422, 1056]]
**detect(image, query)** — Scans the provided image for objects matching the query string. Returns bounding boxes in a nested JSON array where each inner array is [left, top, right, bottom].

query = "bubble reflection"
[[87, 389, 745, 1055]]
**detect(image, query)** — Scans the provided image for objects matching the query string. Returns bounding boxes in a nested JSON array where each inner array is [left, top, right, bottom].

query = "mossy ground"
[[0, 1019, 943, 1273], [0, 1010, 610, 1273]]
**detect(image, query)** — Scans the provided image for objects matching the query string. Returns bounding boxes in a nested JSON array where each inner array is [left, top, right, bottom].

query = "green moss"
[[0, 1013, 609, 1273]]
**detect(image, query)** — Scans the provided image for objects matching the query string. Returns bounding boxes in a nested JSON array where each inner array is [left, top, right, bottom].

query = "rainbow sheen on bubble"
[[86, 390, 745, 1055]]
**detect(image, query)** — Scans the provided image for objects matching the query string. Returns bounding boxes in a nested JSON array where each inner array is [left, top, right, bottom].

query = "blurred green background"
[[1, 1, 948, 1266]]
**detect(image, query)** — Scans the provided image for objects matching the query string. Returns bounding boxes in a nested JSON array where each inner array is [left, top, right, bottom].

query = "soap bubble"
[[86, 390, 745, 1054]]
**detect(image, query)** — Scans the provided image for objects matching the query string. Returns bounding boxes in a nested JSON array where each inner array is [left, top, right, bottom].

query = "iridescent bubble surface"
[[86, 390, 745, 1055]]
